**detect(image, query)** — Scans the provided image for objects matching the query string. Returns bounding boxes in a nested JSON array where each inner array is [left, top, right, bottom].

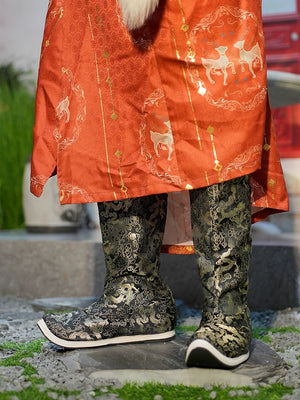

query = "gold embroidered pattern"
[[205, 171, 210, 186], [87, 8, 115, 194], [54, 68, 87, 152], [95, 7, 118, 121], [207, 126, 222, 178], [187, 6, 267, 112], [59, 183, 91, 203], [171, 28, 202, 151], [268, 179, 276, 200], [115, 150, 128, 197], [140, 89, 181, 185], [263, 135, 271, 151], [221, 145, 262, 180], [30, 175, 49, 190], [41, 4, 64, 59]]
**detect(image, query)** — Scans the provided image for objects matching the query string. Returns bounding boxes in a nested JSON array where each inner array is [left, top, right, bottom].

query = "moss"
[[252, 327, 300, 343], [0, 337, 296, 399], [0, 387, 80, 400], [175, 325, 197, 334], [0, 382, 294, 400], [95, 382, 293, 400], [0, 340, 45, 376]]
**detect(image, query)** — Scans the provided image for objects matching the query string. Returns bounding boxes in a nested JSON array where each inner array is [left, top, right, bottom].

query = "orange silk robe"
[[31, 0, 289, 253]]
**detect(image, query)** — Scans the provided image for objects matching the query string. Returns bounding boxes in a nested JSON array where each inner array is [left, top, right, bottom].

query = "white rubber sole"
[[37, 319, 175, 349], [185, 339, 250, 369]]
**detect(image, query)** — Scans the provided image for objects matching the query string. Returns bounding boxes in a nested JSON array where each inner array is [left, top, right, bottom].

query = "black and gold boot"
[[186, 176, 252, 368], [38, 194, 176, 348]]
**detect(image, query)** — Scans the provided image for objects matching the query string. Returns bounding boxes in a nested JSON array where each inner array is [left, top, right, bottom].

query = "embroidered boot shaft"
[[38, 194, 176, 348], [186, 175, 252, 368]]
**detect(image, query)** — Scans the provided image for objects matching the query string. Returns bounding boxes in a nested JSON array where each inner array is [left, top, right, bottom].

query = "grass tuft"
[[252, 326, 300, 343], [0, 70, 35, 230], [94, 382, 293, 400], [0, 339, 45, 376]]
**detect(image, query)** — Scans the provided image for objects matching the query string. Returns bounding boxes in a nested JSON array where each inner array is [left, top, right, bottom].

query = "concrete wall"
[[0, 0, 48, 79]]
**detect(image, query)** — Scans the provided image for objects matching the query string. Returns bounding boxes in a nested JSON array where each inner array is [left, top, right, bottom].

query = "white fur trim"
[[118, 0, 159, 30]]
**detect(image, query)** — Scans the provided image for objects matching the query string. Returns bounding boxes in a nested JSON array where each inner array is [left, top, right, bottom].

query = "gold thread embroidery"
[[171, 28, 202, 151], [54, 68, 86, 152], [95, 7, 118, 121], [177, 0, 205, 96], [187, 6, 266, 111], [205, 171, 210, 185], [115, 150, 128, 197], [207, 126, 223, 178], [41, 8, 63, 59], [87, 9, 114, 190], [263, 135, 271, 151], [268, 179, 276, 200]]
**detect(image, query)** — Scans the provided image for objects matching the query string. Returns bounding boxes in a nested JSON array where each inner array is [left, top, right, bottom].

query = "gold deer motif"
[[150, 121, 174, 161], [201, 46, 236, 86], [234, 40, 263, 78]]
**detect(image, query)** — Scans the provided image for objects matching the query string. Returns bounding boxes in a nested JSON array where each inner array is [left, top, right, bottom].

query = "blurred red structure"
[[263, 0, 300, 157]]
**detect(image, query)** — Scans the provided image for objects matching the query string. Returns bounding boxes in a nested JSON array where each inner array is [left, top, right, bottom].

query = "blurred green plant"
[[0, 63, 35, 229]]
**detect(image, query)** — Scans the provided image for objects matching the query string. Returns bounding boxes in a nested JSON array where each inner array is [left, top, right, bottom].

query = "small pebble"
[[48, 393, 58, 400], [248, 383, 258, 389], [154, 395, 163, 400]]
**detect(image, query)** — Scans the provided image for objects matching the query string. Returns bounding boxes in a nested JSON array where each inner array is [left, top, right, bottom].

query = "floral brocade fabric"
[[43, 275, 176, 341], [43, 194, 177, 341], [188, 176, 252, 358]]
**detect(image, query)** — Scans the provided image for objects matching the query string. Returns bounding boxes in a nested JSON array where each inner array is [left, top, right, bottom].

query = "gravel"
[[0, 296, 299, 399]]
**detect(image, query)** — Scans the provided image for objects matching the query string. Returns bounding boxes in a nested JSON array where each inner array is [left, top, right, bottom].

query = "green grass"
[[0, 387, 81, 400], [0, 382, 293, 400], [0, 338, 296, 399], [176, 325, 300, 344], [106, 382, 293, 400], [175, 325, 197, 333], [252, 327, 300, 343], [0, 78, 35, 229], [0, 340, 45, 377]]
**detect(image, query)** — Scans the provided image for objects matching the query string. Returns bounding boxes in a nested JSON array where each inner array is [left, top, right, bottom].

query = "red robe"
[[31, 0, 289, 253]]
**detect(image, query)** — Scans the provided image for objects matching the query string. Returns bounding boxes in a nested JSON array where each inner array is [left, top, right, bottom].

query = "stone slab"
[[1, 295, 298, 392], [89, 368, 253, 387], [0, 230, 299, 310], [267, 70, 300, 108], [57, 337, 286, 387]]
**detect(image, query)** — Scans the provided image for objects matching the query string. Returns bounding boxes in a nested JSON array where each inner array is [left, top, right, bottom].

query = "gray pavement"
[[0, 228, 299, 311], [0, 296, 299, 399]]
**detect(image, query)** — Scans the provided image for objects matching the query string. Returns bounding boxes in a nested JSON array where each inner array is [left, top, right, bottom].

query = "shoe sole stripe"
[[37, 319, 175, 348], [185, 339, 250, 368]]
